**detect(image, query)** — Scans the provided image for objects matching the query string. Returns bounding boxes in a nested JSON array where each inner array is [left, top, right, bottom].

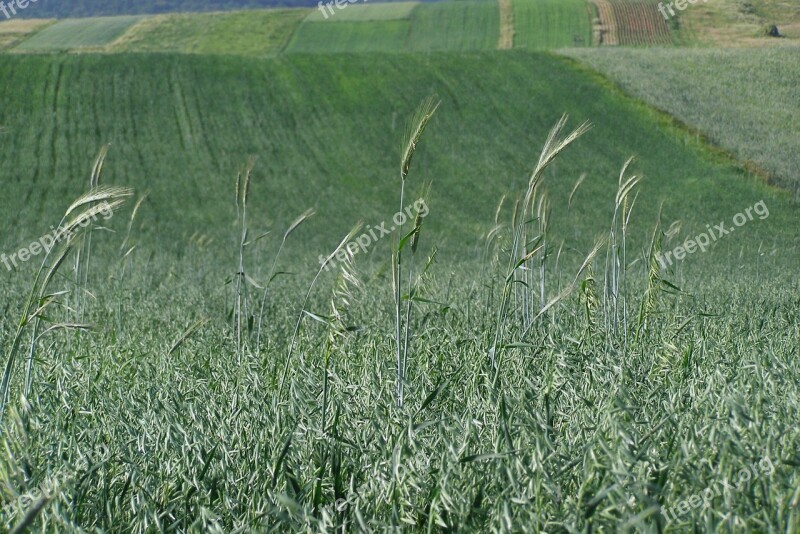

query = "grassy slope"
[[0, 52, 798, 531], [0, 52, 794, 261], [13, 16, 145, 51], [563, 47, 800, 193], [110, 9, 309, 55], [512, 0, 592, 48]]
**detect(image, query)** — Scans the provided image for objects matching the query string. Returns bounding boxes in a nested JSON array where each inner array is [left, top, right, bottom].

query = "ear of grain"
[[90, 144, 110, 189], [400, 97, 440, 181]]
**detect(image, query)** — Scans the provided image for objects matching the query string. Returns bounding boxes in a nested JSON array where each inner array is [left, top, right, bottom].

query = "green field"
[[564, 47, 800, 194], [1, 49, 799, 531], [406, 1, 500, 51], [13, 16, 145, 51], [512, 0, 593, 48], [110, 9, 309, 55]]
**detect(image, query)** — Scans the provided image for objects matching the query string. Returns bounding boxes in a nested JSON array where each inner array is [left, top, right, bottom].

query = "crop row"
[[610, 0, 673, 46]]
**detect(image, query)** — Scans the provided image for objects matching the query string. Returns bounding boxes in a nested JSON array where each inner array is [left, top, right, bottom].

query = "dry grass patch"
[[677, 0, 800, 46], [497, 0, 514, 49], [0, 19, 54, 50]]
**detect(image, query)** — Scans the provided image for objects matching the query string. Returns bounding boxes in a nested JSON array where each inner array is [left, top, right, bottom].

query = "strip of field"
[[13, 16, 145, 51], [590, 0, 618, 45], [497, 0, 514, 49], [110, 9, 308, 55], [564, 47, 800, 192], [512, 0, 593, 48], [406, 1, 499, 52]]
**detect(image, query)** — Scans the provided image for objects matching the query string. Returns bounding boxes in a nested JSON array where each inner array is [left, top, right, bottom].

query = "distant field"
[[406, 1, 499, 51], [13, 16, 145, 51], [0, 0, 720, 55], [564, 47, 800, 192], [9, 0, 799, 55], [111, 9, 309, 55], [512, 0, 593, 48]]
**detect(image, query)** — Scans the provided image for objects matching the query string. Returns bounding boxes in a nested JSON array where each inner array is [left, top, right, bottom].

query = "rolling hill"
[[0, 52, 794, 256]]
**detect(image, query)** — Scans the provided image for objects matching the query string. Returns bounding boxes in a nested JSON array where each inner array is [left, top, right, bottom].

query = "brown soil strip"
[[590, 0, 618, 45], [497, 0, 514, 49]]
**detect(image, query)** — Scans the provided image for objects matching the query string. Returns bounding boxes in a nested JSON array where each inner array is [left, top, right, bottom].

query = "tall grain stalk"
[[489, 115, 590, 373], [278, 224, 363, 399], [0, 186, 132, 421], [115, 194, 147, 337], [255, 208, 315, 350], [520, 115, 590, 330], [73, 145, 110, 322], [394, 97, 439, 407], [233, 161, 254, 363], [604, 157, 640, 346]]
